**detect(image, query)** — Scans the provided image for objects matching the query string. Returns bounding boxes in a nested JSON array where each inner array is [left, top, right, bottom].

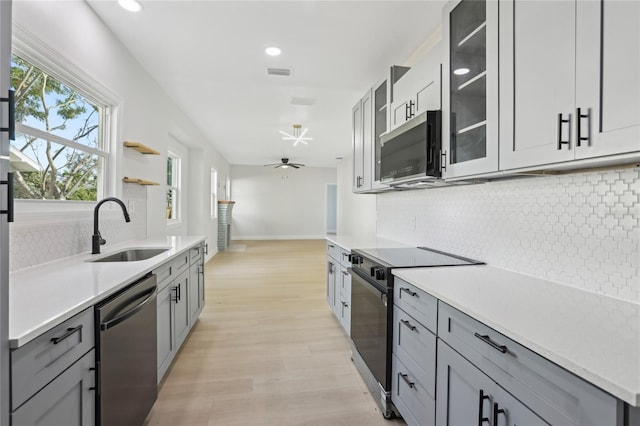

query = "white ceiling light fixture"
[[265, 46, 282, 56], [453, 67, 470, 75], [118, 0, 143, 12], [280, 124, 312, 147]]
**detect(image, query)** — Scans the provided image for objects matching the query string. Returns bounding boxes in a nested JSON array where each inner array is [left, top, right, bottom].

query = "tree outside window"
[[167, 152, 180, 221], [10, 54, 108, 201]]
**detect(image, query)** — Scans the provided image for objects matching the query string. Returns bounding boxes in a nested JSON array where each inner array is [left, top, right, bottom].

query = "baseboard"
[[233, 235, 326, 240]]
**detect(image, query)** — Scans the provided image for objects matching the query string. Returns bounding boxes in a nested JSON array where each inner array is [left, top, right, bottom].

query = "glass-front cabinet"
[[442, 0, 498, 179], [370, 79, 387, 191]]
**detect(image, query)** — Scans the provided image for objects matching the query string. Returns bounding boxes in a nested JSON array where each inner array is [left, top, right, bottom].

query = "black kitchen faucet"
[[92, 197, 131, 254]]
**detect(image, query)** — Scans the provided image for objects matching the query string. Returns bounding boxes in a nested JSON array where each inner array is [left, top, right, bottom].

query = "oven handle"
[[349, 267, 388, 295]]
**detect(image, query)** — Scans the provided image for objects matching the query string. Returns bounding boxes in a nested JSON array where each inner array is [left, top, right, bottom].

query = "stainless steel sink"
[[91, 248, 169, 262]]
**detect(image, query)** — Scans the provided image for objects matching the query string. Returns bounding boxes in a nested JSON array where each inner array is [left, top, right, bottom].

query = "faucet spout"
[[92, 197, 131, 254]]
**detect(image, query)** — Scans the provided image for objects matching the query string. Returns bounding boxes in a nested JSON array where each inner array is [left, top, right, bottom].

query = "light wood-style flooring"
[[144, 240, 406, 426]]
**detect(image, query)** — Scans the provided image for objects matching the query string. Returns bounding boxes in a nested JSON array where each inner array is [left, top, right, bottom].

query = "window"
[[9, 53, 109, 201], [210, 168, 218, 219], [167, 152, 180, 222]]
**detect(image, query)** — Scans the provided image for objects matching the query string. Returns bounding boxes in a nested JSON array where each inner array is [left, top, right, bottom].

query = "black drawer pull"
[[0, 172, 14, 222], [399, 287, 418, 297], [399, 373, 415, 389], [474, 332, 507, 353], [576, 107, 590, 147], [557, 113, 571, 149], [1, 89, 15, 140], [478, 389, 490, 426], [51, 325, 83, 345], [400, 319, 417, 331], [493, 402, 505, 426]]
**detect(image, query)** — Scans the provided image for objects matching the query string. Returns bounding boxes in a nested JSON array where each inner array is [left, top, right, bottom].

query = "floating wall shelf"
[[123, 141, 160, 155], [123, 177, 160, 186]]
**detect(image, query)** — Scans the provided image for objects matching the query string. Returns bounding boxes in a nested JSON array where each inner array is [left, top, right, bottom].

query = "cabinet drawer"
[[437, 302, 619, 426], [393, 278, 437, 333], [392, 354, 436, 426], [189, 244, 203, 266], [326, 241, 340, 260], [153, 260, 174, 290], [392, 305, 436, 398], [173, 251, 190, 275], [11, 308, 94, 410], [337, 247, 352, 268]]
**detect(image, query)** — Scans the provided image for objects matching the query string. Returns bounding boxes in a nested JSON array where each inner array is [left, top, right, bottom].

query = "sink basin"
[[91, 248, 169, 262]]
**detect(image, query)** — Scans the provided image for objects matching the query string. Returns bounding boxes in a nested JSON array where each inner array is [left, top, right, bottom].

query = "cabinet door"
[[188, 265, 201, 325], [436, 341, 497, 426], [371, 79, 389, 190], [352, 99, 364, 192], [499, 0, 576, 170], [157, 283, 175, 382], [443, 0, 499, 179], [492, 385, 549, 426], [339, 297, 351, 336], [0, 2, 11, 424], [575, 0, 640, 159], [326, 260, 336, 308], [174, 272, 190, 350], [360, 89, 373, 192], [12, 350, 95, 426]]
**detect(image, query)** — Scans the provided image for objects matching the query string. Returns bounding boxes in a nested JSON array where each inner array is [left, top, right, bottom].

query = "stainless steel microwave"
[[380, 110, 441, 184]]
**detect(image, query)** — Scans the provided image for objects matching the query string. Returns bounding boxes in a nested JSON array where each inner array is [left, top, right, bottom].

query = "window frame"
[[167, 151, 181, 225], [210, 168, 218, 220], [11, 26, 119, 214]]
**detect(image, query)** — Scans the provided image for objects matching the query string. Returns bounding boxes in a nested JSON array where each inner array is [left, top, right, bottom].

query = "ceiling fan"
[[280, 124, 312, 146], [264, 158, 305, 169]]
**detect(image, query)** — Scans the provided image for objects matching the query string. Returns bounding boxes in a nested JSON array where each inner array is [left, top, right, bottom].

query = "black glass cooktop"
[[355, 246, 483, 269]]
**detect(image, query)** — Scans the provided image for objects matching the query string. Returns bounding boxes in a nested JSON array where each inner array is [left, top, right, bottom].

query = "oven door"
[[349, 267, 392, 391]]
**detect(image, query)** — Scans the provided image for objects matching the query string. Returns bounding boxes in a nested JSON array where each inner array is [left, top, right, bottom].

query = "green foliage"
[[10, 54, 101, 201]]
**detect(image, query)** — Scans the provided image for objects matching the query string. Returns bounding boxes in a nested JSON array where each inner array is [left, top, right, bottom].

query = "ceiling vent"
[[267, 67, 292, 77], [291, 97, 315, 106]]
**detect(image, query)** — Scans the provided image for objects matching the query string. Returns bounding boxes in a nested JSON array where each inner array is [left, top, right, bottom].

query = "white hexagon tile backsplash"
[[377, 168, 640, 303], [9, 183, 148, 271]]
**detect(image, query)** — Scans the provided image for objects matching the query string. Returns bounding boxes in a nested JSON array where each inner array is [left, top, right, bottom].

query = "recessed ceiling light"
[[265, 47, 282, 56], [118, 0, 143, 12], [453, 67, 470, 75]]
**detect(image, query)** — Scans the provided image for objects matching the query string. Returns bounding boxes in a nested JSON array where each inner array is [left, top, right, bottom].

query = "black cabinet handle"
[[400, 319, 417, 331], [399, 373, 415, 389], [409, 100, 415, 118], [493, 402, 505, 425], [51, 325, 83, 345], [474, 332, 507, 353], [1, 172, 14, 222], [557, 113, 571, 149], [1, 89, 15, 140], [405, 102, 410, 121], [576, 107, 590, 147], [172, 285, 179, 303], [400, 287, 418, 297], [341, 252, 352, 262], [478, 389, 490, 426], [440, 150, 447, 171], [204, 243, 209, 255]]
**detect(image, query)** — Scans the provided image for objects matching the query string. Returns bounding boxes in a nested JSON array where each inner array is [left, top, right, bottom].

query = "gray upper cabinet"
[[11, 350, 95, 426], [442, 0, 499, 179], [390, 43, 443, 132], [499, 0, 640, 170]]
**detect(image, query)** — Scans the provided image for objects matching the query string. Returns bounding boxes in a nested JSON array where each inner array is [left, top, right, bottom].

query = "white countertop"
[[9, 235, 204, 348], [325, 234, 409, 251], [393, 265, 640, 407]]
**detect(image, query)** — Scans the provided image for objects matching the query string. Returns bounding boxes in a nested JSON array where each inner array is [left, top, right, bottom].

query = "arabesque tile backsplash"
[[377, 168, 640, 302], [10, 184, 148, 271]]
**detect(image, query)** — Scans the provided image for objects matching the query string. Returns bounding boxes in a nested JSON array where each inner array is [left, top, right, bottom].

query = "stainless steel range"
[[348, 246, 483, 419]]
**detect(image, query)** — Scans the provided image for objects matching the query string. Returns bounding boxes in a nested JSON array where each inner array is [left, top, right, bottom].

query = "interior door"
[[0, 1, 12, 424]]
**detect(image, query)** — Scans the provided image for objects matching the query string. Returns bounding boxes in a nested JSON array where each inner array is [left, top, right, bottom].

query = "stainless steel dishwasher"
[[95, 273, 157, 426]]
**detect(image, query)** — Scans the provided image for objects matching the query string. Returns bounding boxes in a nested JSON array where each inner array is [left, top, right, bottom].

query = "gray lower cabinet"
[[156, 243, 207, 383], [12, 349, 95, 426], [326, 241, 351, 335], [436, 341, 545, 426]]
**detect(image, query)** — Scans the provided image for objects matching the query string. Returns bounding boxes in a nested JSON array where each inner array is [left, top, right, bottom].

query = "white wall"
[[10, 1, 229, 264], [230, 165, 336, 240], [336, 155, 376, 237]]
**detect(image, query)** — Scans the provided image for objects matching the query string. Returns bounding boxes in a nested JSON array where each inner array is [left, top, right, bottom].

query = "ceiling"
[[87, 1, 445, 167]]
